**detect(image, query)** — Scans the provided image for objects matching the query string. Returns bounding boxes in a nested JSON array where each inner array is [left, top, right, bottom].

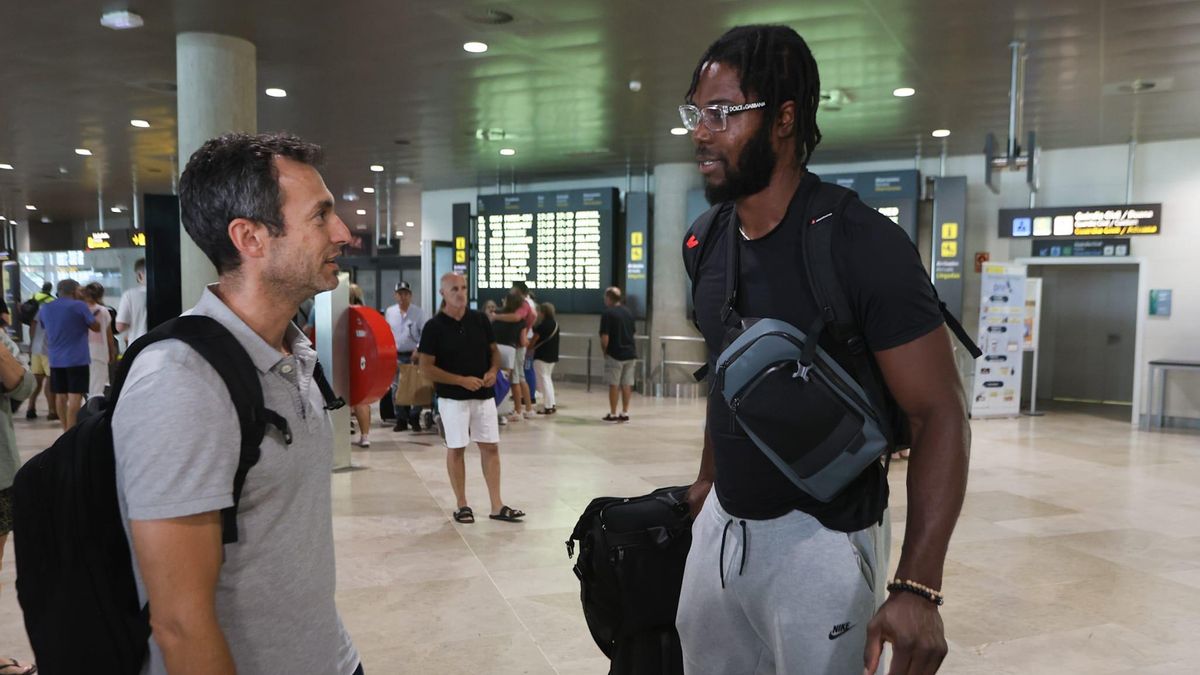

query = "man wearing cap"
[[384, 281, 427, 431]]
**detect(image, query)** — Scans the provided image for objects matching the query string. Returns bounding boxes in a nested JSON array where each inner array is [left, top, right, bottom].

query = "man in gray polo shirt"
[[112, 133, 362, 675]]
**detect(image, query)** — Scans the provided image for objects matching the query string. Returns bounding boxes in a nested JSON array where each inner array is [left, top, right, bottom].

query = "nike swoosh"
[[828, 623, 855, 640], [687, 235, 700, 249]]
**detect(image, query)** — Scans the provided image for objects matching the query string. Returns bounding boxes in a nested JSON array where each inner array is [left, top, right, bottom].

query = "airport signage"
[[999, 203, 1161, 239], [85, 228, 147, 250], [1032, 238, 1129, 258]]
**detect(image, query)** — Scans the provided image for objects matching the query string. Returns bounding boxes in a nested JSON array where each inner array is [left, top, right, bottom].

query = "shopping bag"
[[394, 363, 434, 406]]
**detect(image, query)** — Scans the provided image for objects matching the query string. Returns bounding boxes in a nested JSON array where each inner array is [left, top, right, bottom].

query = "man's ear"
[[227, 218, 269, 262], [776, 100, 796, 139]]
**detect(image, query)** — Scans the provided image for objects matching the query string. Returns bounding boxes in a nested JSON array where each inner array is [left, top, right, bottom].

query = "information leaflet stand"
[[970, 263, 1027, 418], [1022, 277, 1044, 416]]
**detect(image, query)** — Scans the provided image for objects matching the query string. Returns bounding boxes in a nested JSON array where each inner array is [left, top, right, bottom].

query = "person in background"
[[383, 281, 426, 432], [482, 299, 497, 321], [116, 257, 148, 349], [493, 289, 534, 420], [37, 279, 100, 430], [491, 294, 526, 424], [25, 283, 57, 421], [348, 284, 373, 448], [599, 286, 637, 422], [530, 302, 559, 415], [0, 295, 9, 328], [0, 329, 37, 675], [419, 272, 524, 524], [84, 282, 117, 398]]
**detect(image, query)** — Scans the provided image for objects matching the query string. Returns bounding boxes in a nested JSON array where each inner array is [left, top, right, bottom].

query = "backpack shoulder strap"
[[111, 315, 286, 545], [683, 201, 734, 288], [313, 362, 346, 411], [801, 183, 861, 351]]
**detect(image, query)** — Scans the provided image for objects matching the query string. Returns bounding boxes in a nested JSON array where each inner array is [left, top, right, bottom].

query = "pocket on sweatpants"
[[844, 527, 878, 594]]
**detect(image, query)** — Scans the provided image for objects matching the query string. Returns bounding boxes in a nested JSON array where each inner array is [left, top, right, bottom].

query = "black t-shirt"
[[417, 309, 496, 400], [491, 316, 523, 348], [533, 318, 559, 362], [692, 173, 944, 532], [600, 305, 637, 360]]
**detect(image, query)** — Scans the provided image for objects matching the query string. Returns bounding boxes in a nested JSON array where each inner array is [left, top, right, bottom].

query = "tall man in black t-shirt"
[[598, 287, 637, 422], [418, 273, 524, 524], [674, 26, 969, 675]]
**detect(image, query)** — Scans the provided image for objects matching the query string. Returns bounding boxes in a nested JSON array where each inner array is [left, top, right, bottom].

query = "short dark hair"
[[511, 281, 530, 296], [178, 132, 324, 275], [57, 278, 80, 297], [85, 281, 105, 302], [686, 25, 823, 167], [134, 258, 146, 275], [41, 282, 52, 293]]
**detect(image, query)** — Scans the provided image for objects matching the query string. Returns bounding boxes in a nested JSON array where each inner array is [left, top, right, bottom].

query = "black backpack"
[[683, 182, 980, 450], [566, 486, 692, 675], [17, 297, 42, 326], [12, 314, 344, 674]]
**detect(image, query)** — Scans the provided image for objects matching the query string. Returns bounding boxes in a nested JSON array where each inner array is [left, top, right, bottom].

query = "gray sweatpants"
[[677, 491, 884, 675]]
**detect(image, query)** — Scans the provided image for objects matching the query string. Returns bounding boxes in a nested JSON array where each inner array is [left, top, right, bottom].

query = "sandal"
[[0, 658, 36, 675], [602, 414, 620, 422], [452, 506, 475, 524], [489, 505, 525, 522]]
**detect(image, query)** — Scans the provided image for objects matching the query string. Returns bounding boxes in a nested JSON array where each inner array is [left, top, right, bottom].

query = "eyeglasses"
[[677, 102, 767, 132]]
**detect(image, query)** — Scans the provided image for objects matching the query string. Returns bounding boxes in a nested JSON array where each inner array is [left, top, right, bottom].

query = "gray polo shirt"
[[113, 286, 359, 675]]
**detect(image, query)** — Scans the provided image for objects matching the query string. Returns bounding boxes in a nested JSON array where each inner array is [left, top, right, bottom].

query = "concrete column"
[[649, 162, 705, 386], [176, 32, 256, 308]]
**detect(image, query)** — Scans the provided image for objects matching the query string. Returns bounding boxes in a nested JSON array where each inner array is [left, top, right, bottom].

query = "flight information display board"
[[474, 188, 617, 313]]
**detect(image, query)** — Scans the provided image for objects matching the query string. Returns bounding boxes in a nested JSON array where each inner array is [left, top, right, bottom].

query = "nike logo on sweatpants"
[[828, 622, 855, 640]]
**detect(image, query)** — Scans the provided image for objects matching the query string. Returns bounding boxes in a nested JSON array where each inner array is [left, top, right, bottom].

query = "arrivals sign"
[[999, 203, 1161, 239], [85, 229, 147, 250]]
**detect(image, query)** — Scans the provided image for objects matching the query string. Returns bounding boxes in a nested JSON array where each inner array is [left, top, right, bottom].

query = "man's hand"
[[482, 369, 497, 387], [458, 375, 485, 391], [863, 592, 947, 675], [685, 478, 712, 519]]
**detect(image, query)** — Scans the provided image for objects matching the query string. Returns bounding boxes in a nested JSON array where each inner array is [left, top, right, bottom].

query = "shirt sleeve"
[[599, 311, 609, 336], [838, 203, 944, 352], [112, 345, 241, 521], [116, 292, 132, 324], [76, 302, 97, 326], [417, 318, 436, 355]]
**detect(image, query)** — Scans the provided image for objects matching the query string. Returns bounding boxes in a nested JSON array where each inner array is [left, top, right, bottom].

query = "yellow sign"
[[940, 241, 958, 258], [631, 232, 643, 246], [454, 250, 466, 264], [129, 231, 146, 247], [86, 232, 112, 250], [455, 236, 466, 249], [631, 246, 643, 261], [941, 222, 958, 240]]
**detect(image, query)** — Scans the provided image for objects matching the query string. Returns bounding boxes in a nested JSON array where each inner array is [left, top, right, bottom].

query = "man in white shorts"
[[419, 273, 525, 524]]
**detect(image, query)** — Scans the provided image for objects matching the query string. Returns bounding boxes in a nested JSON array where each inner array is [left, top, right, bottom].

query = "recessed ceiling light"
[[893, 87, 916, 98], [405, 221, 415, 227], [670, 127, 689, 136], [40, 216, 50, 224], [362, 187, 375, 194], [356, 209, 367, 215], [265, 88, 287, 98], [396, 231, 404, 237], [628, 80, 642, 92], [463, 41, 489, 53], [75, 148, 93, 156], [0, 163, 12, 170], [931, 129, 951, 138], [100, 10, 143, 30], [499, 148, 516, 156], [370, 164, 384, 173], [394, 175, 412, 185], [111, 207, 122, 213], [130, 119, 150, 128], [0, 217, 6, 222], [26, 205, 36, 211]]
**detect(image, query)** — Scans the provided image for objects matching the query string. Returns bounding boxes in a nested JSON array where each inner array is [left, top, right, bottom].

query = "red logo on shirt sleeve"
[[686, 235, 700, 249]]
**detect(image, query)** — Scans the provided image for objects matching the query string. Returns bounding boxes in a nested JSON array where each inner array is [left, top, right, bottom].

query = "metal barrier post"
[[660, 340, 667, 396], [586, 338, 592, 392]]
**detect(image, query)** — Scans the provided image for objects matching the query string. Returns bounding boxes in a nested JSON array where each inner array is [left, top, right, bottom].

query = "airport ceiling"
[[1, 0, 1199, 228]]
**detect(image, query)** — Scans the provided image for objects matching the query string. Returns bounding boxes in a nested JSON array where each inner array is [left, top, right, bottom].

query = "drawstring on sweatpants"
[[718, 519, 749, 589]]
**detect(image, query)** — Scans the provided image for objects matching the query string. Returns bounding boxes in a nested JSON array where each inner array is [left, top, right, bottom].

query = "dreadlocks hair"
[[686, 25, 823, 168]]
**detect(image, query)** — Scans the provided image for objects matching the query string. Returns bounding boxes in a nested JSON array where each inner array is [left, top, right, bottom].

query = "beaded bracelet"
[[886, 578, 945, 606]]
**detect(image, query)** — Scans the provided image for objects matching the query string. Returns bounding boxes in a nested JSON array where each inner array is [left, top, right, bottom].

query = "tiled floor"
[[3, 385, 1199, 674]]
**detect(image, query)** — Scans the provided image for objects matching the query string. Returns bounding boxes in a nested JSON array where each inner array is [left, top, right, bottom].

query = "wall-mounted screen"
[[474, 188, 617, 314]]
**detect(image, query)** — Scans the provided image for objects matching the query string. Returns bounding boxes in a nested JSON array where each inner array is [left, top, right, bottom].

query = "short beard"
[[703, 122, 778, 205]]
